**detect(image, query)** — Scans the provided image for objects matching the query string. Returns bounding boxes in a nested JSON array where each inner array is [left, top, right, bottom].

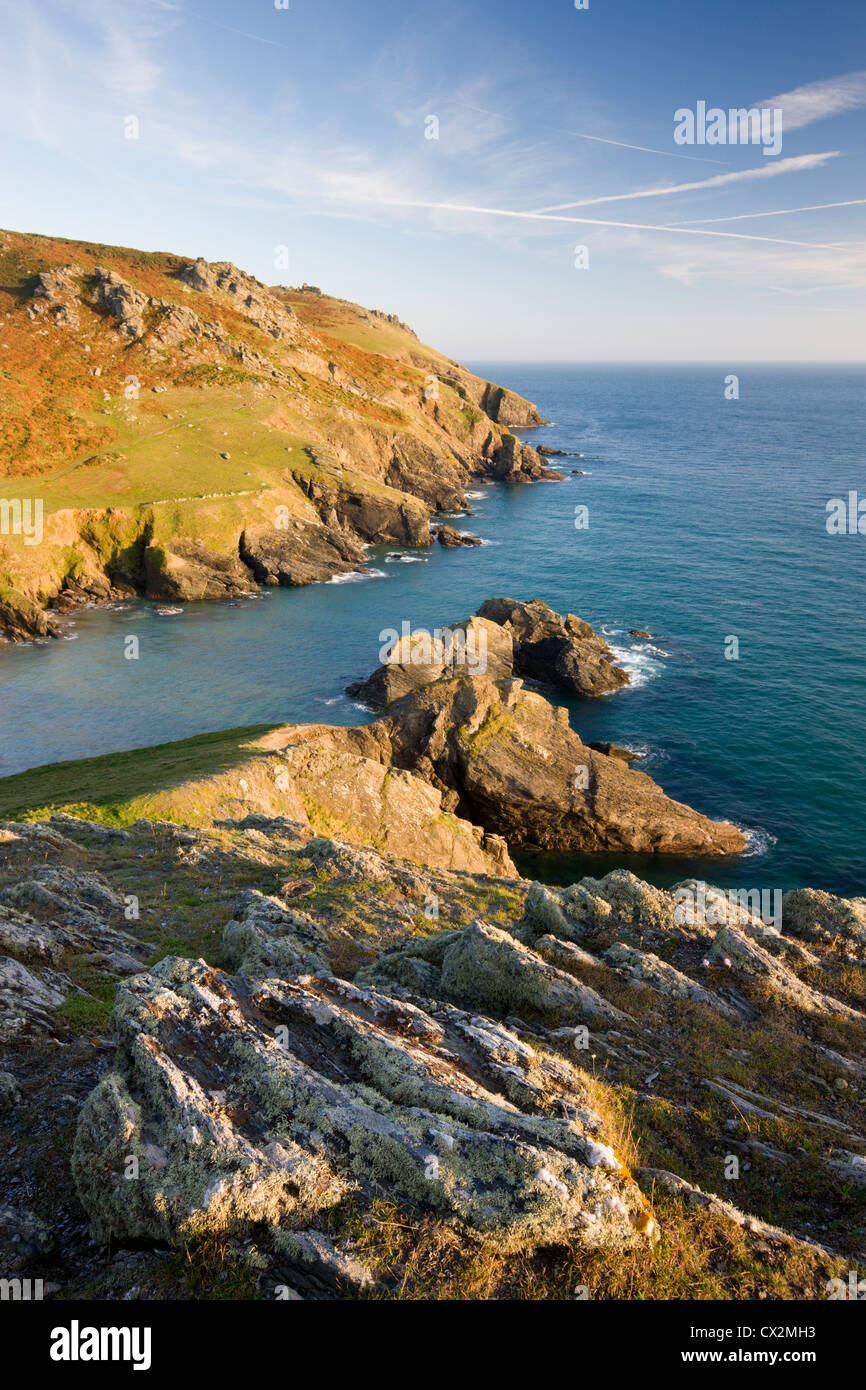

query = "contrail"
[[533, 153, 839, 213], [667, 198, 866, 226], [456, 102, 730, 165], [378, 197, 850, 250]]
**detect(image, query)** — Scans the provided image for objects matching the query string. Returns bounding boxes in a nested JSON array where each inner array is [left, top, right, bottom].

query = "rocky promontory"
[[348, 598, 629, 707], [0, 231, 562, 642]]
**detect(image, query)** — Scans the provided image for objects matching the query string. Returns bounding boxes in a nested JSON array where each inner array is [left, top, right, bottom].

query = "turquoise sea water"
[[1, 365, 863, 894]]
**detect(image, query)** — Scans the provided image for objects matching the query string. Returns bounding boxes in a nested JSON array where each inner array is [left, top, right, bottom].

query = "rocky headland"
[[0, 230, 561, 642]]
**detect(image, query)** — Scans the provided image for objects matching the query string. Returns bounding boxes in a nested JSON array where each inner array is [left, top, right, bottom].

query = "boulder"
[[433, 525, 482, 548]]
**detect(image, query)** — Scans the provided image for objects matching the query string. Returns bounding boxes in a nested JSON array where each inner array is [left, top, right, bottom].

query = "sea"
[[1, 364, 863, 895]]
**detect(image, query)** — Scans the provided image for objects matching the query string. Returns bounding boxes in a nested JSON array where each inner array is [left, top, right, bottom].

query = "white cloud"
[[760, 70, 866, 131]]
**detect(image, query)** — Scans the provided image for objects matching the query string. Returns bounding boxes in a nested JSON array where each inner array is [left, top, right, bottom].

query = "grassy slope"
[[0, 725, 275, 822]]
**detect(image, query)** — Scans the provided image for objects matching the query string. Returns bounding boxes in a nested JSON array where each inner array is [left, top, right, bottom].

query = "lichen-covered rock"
[[519, 873, 685, 951], [144, 539, 258, 601], [0, 867, 149, 972], [72, 955, 650, 1254], [710, 925, 863, 1018], [782, 888, 866, 954], [0, 955, 70, 1031], [222, 889, 329, 978], [434, 525, 482, 548], [364, 918, 626, 1028], [439, 920, 618, 1021], [0, 1206, 55, 1260], [602, 942, 741, 1020]]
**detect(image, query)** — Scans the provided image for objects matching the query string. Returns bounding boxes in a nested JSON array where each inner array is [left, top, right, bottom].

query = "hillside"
[[0, 229, 555, 640], [1, 804, 863, 1300]]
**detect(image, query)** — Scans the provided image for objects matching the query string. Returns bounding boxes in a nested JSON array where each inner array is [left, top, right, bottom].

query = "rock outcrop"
[[240, 522, 368, 588], [144, 540, 258, 602], [1, 812, 860, 1297], [346, 616, 512, 708], [477, 597, 629, 697], [0, 841, 151, 1033], [343, 674, 746, 856], [178, 258, 298, 342], [72, 893, 650, 1258], [347, 599, 627, 709], [433, 526, 482, 548], [475, 382, 549, 429], [782, 888, 866, 955], [488, 433, 564, 482], [0, 591, 62, 642]]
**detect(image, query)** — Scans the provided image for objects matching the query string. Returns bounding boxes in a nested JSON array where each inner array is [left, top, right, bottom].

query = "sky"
[[0, 0, 865, 360]]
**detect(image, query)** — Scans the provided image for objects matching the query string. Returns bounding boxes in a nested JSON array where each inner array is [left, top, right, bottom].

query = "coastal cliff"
[[0, 230, 557, 641]]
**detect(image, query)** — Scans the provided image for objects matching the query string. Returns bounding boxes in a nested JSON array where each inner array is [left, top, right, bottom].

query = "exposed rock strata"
[[72, 896, 651, 1256], [477, 597, 629, 697]]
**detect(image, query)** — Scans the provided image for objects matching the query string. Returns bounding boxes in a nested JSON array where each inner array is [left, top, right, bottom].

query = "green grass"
[[30, 391, 313, 514], [55, 985, 117, 1033], [0, 724, 277, 821]]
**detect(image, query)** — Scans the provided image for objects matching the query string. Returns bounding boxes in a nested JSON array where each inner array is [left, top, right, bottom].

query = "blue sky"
[[1, 0, 865, 359]]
